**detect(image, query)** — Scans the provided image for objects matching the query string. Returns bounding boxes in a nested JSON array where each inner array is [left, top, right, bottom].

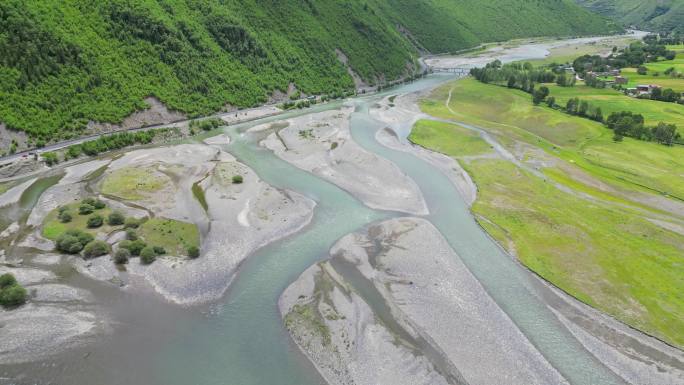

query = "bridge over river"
[[429, 66, 471, 75]]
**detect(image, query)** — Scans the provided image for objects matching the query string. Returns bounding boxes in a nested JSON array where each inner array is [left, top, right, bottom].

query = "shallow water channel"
[[1, 40, 636, 385]]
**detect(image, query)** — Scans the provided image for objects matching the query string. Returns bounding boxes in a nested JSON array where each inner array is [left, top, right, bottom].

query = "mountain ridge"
[[575, 0, 684, 33], [0, 0, 618, 146]]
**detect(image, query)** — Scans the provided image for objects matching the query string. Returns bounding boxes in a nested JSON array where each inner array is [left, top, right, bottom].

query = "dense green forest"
[[576, 0, 684, 33], [0, 0, 616, 144]]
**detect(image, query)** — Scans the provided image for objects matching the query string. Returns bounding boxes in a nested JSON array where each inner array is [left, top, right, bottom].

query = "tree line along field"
[[545, 83, 684, 128], [0, 0, 615, 148], [470, 37, 684, 146], [620, 47, 684, 92], [414, 79, 684, 349]]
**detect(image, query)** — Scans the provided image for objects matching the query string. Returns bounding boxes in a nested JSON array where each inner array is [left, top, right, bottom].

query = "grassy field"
[[408, 119, 492, 156], [620, 68, 684, 93], [42, 202, 115, 240], [100, 167, 170, 201], [413, 91, 684, 348], [138, 218, 200, 257], [544, 84, 684, 129], [422, 79, 684, 200], [617, 51, 684, 92]]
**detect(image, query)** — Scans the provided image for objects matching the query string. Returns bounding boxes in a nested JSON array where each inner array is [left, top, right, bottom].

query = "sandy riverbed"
[[256, 106, 428, 215], [59, 144, 318, 305], [280, 217, 568, 385], [0, 142, 317, 363]]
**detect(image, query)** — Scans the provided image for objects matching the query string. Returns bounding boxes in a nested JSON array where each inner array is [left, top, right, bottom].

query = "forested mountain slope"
[[576, 0, 684, 33], [0, 0, 617, 144]]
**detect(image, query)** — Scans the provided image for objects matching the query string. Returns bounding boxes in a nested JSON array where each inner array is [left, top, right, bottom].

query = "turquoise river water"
[[1, 73, 629, 385]]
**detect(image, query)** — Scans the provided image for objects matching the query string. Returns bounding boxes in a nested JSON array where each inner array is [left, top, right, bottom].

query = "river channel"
[[1, 36, 640, 385]]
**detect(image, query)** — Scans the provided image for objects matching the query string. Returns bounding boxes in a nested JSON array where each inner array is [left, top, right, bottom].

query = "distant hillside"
[[576, 0, 684, 33], [0, 0, 617, 145]]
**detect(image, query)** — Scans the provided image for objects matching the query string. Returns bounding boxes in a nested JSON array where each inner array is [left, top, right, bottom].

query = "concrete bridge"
[[430, 67, 471, 75]]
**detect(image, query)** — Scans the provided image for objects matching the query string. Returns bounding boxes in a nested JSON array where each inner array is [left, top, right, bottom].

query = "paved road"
[[0, 104, 285, 167]]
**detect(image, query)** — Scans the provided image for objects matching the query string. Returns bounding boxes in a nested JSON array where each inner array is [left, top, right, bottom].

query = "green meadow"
[[139, 218, 200, 256], [415, 80, 684, 348], [545, 84, 684, 128], [408, 119, 492, 156], [42, 202, 115, 240], [100, 167, 170, 201], [422, 78, 684, 200]]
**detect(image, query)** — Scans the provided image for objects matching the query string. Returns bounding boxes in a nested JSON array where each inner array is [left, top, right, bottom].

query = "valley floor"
[[413, 77, 684, 348], [2, 33, 683, 385]]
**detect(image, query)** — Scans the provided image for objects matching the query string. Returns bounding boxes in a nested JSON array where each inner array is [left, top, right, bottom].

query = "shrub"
[[43, 152, 59, 166], [153, 246, 166, 255], [187, 245, 200, 259], [82, 197, 105, 209], [124, 217, 141, 229], [56, 230, 94, 254], [79, 203, 95, 215], [0, 284, 27, 308], [57, 235, 82, 253], [114, 248, 130, 265], [118, 239, 132, 250], [58, 211, 72, 223], [83, 240, 110, 259], [108, 211, 125, 226], [232, 175, 243, 184], [124, 240, 147, 256], [125, 229, 138, 241], [87, 215, 104, 228], [140, 246, 156, 264], [0, 273, 17, 289], [82, 198, 96, 205]]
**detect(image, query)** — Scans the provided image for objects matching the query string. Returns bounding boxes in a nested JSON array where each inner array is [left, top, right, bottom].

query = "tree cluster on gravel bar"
[[0, 273, 27, 308]]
